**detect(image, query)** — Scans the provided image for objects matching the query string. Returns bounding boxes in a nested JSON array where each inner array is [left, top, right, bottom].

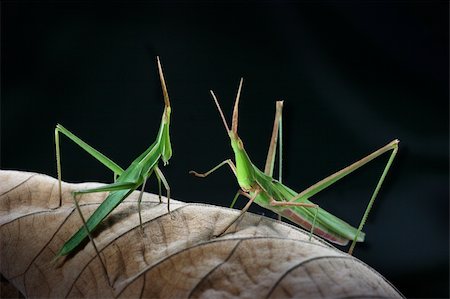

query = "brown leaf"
[[0, 170, 403, 298]]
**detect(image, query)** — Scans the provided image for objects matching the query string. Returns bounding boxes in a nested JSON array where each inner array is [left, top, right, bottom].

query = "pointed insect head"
[[210, 78, 246, 153], [156, 56, 172, 164]]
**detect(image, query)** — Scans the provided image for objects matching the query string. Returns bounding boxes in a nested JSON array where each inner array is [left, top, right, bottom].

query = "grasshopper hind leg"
[[348, 143, 399, 255], [54, 125, 125, 209], [71, 193, 112, 287]]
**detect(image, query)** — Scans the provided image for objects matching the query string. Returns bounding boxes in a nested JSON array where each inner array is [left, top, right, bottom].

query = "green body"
[[56, 107, 171, 257], [55, 58, 172, 258], [195, 81, 398, 252], [230, 131, 363, 245]]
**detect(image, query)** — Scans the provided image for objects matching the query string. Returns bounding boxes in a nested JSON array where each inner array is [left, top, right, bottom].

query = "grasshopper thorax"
[[229, 131, 255, 190]]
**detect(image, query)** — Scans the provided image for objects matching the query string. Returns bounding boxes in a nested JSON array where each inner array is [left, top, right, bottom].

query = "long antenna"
[[156, 56, 170, 107], [210, 90, 231, 133], [231, 78, 243, 134]]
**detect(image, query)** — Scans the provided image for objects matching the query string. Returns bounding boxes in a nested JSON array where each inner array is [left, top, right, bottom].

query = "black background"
[[2, 2, 448, 298]]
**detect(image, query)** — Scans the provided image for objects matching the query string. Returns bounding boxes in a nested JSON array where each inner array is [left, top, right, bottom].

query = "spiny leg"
[[71, 193, 112, 287], [190, 159, 237, 178], [55, 125, 124, 207], [155, 166, 171, 214], [287, 139, 399, 254], [216, 189, 260, 237], [348, 144, 399, 255], [289, 140, 399, 203]]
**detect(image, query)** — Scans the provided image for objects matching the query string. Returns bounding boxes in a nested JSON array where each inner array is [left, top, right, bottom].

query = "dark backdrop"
[[2, 2, 448, 297]]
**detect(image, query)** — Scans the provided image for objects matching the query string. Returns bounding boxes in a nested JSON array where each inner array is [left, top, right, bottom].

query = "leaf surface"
[[0, 170, 402, 298]]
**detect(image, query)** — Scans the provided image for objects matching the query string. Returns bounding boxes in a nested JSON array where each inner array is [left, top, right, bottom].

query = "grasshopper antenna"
[[210, 90, 231, 133], [157, 56, 170, 108], [231, 78, 243, 134]]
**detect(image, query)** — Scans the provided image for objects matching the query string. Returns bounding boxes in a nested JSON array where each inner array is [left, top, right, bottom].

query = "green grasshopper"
[[190, 78, 398, 254], [53, 57, 172, 270]]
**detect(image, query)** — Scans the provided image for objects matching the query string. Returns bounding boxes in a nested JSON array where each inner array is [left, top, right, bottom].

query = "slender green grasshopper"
[[54, 57, 172, 268], [190, 78, 398, 254]]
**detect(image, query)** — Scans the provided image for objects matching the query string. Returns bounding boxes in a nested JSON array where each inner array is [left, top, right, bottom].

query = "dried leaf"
[[0, 170, 402, 298]]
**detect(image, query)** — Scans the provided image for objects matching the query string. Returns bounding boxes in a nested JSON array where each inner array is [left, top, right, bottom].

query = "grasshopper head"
[[211, 78, 255, 190], [229, 130, 245, 152], [157, 56, 171, 110], [157, 56, 172, 165], [210, 78, 245, 153]]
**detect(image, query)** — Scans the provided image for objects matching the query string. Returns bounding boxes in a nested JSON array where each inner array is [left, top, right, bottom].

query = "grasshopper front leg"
[[189, 159, 237, 178], [216, 189, 261, 237]]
